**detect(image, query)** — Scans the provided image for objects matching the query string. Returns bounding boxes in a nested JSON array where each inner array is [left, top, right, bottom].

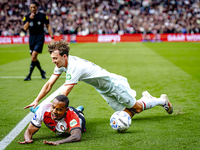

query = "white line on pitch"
[[0, 84, 64, 150], [0, 76, 66, 79]]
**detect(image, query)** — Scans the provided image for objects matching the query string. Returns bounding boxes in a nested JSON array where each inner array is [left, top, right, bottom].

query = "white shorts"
[[99, 74, 136, 111]]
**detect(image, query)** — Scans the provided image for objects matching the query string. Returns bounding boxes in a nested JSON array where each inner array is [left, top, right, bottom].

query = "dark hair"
[[54, 95, 69, 108], [30, 1, 39, 7], [48, 40, 70, 56]]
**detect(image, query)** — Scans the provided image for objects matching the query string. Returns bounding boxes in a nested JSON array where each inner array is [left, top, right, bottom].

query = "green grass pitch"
[[0, 42, 200, 150]]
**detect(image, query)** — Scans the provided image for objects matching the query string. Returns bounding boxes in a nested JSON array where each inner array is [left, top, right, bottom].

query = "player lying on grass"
[[24, 40, 173, 118], [19, 95, 86, 145]]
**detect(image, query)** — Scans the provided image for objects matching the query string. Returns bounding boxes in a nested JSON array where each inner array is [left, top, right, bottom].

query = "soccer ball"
[[110, 111, 131, 132]]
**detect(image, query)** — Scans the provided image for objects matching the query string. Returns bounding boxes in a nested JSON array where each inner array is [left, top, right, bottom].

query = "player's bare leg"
[[124, 101, 143, 118]]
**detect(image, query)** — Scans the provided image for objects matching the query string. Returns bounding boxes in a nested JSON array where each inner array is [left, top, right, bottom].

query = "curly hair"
[[54, 95, 69, 108], [47, 40, 70, 56]]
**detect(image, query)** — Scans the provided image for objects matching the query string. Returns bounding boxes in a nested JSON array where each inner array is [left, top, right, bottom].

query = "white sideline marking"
[[0, 84, 64, 150], [0, 76, 65, 79]]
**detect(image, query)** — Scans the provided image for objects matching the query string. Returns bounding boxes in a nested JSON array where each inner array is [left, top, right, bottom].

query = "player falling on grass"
[[24, 40, 173, 118], [23, 1, 54, 81], [19, 95, 86, 145]]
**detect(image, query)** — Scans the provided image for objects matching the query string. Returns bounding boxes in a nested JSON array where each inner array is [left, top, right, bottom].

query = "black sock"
[[27, 61, 36, 77], [35, 60, 43, 73]]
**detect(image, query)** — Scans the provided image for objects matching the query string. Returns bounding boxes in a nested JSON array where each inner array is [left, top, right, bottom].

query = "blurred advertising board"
[[0, 34, 200, 44]]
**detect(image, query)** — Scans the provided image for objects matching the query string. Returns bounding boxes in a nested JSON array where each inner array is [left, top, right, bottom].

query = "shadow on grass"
[[27, 114, 183, 143], [33, 134, 59, 141], [131, 113, 185, 125]]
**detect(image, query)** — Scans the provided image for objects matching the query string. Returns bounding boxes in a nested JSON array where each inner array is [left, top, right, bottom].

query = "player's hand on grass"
[[24, 101, 38, 109], [18, 140, 33, 144], [43, 140, 59, 145]]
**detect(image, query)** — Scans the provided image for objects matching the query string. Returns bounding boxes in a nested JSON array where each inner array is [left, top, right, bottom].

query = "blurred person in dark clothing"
[[23, 1, 54, 81]]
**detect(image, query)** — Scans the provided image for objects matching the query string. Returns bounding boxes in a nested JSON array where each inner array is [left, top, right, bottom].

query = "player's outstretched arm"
[[43, 129, 81, 145], [24, 74, 60, 109], [23, 101, 38, 110], [61, 84, 75, 96], [18, 123, 39, 144]]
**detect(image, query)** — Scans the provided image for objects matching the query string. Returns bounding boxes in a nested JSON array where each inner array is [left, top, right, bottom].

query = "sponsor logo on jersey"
[[66, 74, 71, 80], [33, 113, 37, 120], [70, 119, 77, 127]]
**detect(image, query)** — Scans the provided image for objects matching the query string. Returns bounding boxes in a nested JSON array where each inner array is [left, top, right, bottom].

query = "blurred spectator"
[[0, 0, 200, 36]]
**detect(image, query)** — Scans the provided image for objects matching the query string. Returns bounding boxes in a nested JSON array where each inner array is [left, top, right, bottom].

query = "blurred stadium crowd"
[[0, 0, 200, 36]]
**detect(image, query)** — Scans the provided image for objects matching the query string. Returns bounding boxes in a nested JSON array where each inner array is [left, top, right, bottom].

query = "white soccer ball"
[[110, 111, 131, 132]]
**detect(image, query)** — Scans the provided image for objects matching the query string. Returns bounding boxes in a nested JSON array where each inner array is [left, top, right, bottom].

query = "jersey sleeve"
[[53, 66, 64, 75], [23, 14, 29, 25], [30, 106, 44, 128], [44, 14, 49, 25], [67, 109, 81, 132]]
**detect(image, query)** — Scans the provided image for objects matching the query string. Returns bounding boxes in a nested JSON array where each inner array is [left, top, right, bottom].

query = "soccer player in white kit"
[[24, 40, 173, 118]]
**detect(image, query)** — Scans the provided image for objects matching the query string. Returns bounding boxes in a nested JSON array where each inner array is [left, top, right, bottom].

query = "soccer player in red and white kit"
[[24, 40, 173, 118], [19, 95, 86, 145]]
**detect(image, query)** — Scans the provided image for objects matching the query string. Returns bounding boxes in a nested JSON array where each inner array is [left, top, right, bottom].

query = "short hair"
[[48, 40, 70, 56], [30, 1, 39, 7], [54, 95, 69, 108]]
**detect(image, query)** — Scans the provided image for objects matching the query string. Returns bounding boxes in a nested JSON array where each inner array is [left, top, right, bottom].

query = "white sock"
[[138, 95, 165, 110]]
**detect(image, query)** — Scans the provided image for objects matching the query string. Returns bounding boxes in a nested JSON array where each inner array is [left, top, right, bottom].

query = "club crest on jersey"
[[37, 21, 41, 25], [60, 125, 66, 131], [66, 74, 71, 80], [29, 22, 33, 27], [70, 119, 77, 127]]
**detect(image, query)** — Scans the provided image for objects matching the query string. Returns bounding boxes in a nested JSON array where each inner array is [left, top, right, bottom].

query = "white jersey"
[[53, 55, 136, 111], [54, 55, 115, 93]]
